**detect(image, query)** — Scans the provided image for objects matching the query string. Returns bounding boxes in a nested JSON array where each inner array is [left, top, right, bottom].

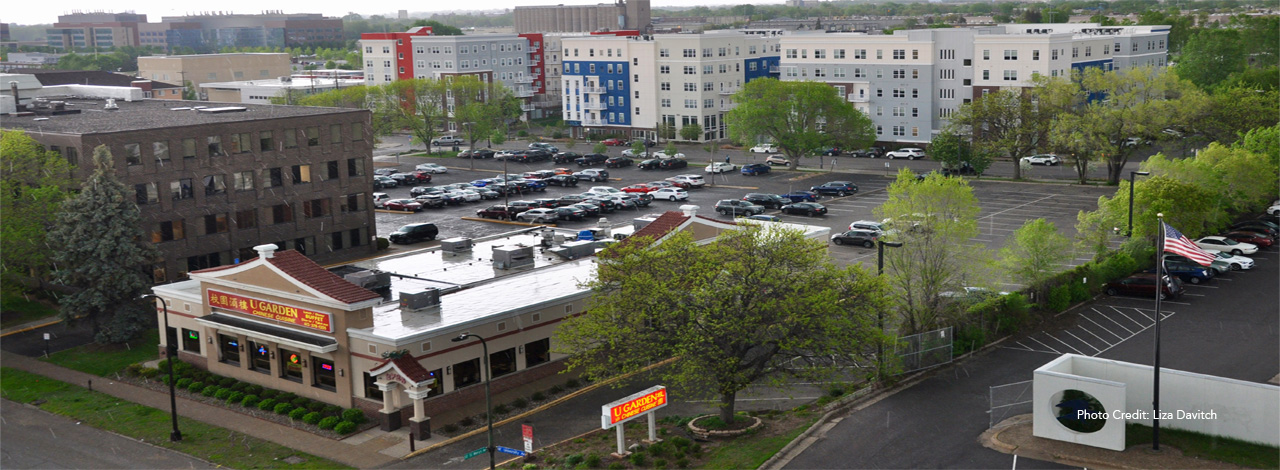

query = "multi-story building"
[[560, 30, 782, 141], [45, 12, 147, 49], [778, 23, 1170, 146], [359, 27, 434, 86], [138, 22, 205, 52], [9, 69, 184, 100], [411, 34, 541, 129], [2, 95, 377, 282], [201, 77, 366, 104], [514, 0, 652, 34], [158, 12, 344, 50], [138, 53, 293, 91]]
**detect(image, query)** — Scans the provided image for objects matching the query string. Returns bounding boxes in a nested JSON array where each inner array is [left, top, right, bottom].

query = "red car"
[[1222, 231, 1274, 248], [601, 138, 628, 146], [622, 184, 657, 193], [384, 199, 423, 212], [411, 171, 433, 183]]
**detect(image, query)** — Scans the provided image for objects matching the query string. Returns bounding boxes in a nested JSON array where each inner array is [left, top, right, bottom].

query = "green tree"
[[947, 74, 1074, 180], [727, 79, 875, 170], [558, 228, 886, 424], [0, 131, 76, 288], [876, 169, 983, 334], [656, 122, 677, 140], [592, 142, 608, 154], [374, 78, 450, 155], [679, 123, 703, 142], [1196, 85, 1279, 145], [630, 140, 646, 158], [997, 219, 1071, 295], [1076, 175, 1219, 255], [1142, 143, 1277, 221], [411, 20, 464, 36], [1175, 29, 1245, 90], [928, 130, 986, 175], [48, 146, 159, 343]]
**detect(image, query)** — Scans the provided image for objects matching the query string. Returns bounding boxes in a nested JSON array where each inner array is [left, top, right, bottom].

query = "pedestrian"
[[831, 158, 837, 170], [725, 155, 730, 164]]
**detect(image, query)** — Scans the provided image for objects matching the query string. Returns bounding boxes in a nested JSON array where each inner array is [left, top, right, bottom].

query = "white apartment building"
[[561, 30, 782, 141], [410, 34, 540, 129]]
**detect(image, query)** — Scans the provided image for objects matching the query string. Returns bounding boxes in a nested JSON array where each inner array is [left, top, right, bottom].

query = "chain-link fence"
[[988, 380, 1034, 428], [893, 326, 953, 374]]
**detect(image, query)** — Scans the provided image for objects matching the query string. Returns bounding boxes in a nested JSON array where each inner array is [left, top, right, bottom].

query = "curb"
[[1, 318, 66, 337], [459, 216, 556, 228], [981, 415, 1146, 470]]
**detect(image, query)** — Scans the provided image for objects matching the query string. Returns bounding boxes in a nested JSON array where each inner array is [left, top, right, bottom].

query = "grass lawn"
[[41, 328, 160, 377], [1, 368, 350, 470], [1125, 423, 1279, 469], [701, 415, 819, 469], [0, 290, 60, 329]]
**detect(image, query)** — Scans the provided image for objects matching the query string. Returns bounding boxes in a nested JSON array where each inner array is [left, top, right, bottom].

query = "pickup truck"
[[431, 135, 464, 146]]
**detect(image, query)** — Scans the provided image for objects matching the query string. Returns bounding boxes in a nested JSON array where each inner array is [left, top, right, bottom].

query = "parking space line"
[[1108, 306, 1148, 329], [1126, 306, 1157, 323], [1083, 314, 1125, 340], [1064, 330, 1103, 353], [1044, 333, 1087, 355], [1185, 284, 1219, 288], [1074, 325, 1113, 348], [1027, 336, 1062, 355]]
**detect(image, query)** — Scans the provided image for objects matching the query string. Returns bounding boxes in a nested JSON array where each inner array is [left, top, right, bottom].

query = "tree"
[[453, 77, 522, 167], [1175, 29, 1246, 90], [592, 142, 608, 154], [0, 131, 76, 288], [1076, 175, 1220, 255], [411, 20, 464, 36], [48, 146, 159, 343], [997, 219, 1071, 295], [947, 74, 1074, 180], [557, 228, 887, 424], [374, 78, 450, 156], [727, 79, 875, 170], [679, 123, 703, 142], [928, 130, 989, 175], [656, 122, 677, 140], [1142, 143, 1277, 221], [876, 169, 983, 334], [630, 140, 646, 157], [1197, 85, 1279, 145]]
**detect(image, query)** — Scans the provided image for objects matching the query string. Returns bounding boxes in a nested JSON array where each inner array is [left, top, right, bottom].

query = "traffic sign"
[[463, 447, 487, 460], [496, 446, 527, 457], [522, 424, 534, 453]]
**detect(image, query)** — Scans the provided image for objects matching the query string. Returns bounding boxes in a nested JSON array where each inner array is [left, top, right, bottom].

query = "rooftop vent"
[[439, 237, 473, 254], [492, 245, 535, 270], [399, 288, 441, 311], [104, 98, 118, 111], [343, 269, 391, 290], [197, 106, 248, 114]]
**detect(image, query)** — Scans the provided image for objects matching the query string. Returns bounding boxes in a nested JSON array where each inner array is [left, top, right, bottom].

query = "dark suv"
[[389, 223, 439, 245], [476, 205, 517, 219], [659, 158, 689, 170], [810, 181, 859, 196], [575, 154, 609, 166], [850, 147, 885, 158], [742, 193, 789, 209], [714, 199, 765, 216], [1106, 273, 1183, 300]]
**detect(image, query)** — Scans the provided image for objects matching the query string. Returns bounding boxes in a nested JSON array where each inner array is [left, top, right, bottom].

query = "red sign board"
[[602, 386, 667, 428], [207, 289, 332, 332]]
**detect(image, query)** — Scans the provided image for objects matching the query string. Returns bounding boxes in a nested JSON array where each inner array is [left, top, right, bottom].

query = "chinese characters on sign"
[[206, 289, 332, 332]]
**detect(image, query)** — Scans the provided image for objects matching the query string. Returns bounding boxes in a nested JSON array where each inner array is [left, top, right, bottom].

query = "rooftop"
[[6, 69, 181, 88], [1, 97, 365, 135], [200, 77, 366, 90]]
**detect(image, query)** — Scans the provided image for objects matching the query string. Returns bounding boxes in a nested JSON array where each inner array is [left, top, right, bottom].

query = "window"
[[661, 99, 671, 108], [683, 82, 696, 92], [659, 48, 669, 57], [330, 231, 345, 251], [1052, 49, 1059, 60], [912, 88, 919, 98], [352, 123, 363, 141], [1033, 50, 1040, 61], [1004, 50, 1018, 60], [913, 50, 919, 59], [313, 357, 336, 390], [893, 70, 906, 79], [259, 131, 273, 151], [660, 82, 670, 91], [453, 357, 481, 389], [284, 128, 298, 148], [235, 209, 256, 229], [218, 334, 240, 365], [703, 65, 713, 74], [983, 70, 991, 80], [834, 49, 845, 59], [1072, 47, 1078, 58], [704, 99, 713, 108], [291, 165, 312, 184], [265, 168, 283, 188], [893, 88, 905, 98], [892, 107, 903, 117], [203, 175, 226, 195], [490, 347, 517, 378], [124, 143, 141, 165], [152, 220, 184, 242], [181, 328, 200, 353], [854, 68, 864, 78], [153, 142, 169, 161], [349, 228, 366, 247], [342, 193, 365, 212], [134, 182, 158, 204], [660, 65, 669, 74], [1085, 46, 1092, 57], [347, 158, 364, 177], [329, 124, 342, 144], [248, 342, 271, 374], [171, 179, 193, 200], [941, 69, 955, 80], [684, 99, 697, 109], [876, 88, 883, 97], [207, 136, 225, 156], [683, 66, 695, 75], [854, 49, 866, 59], [876, 106, 883, 116], [893, 125, 905, 136], [304, 199, 330, 218], [182, 138, 197, 158], [893, 49, 905, 60], [912, 69, 919, 79], [362, 372, 382, 400], [280, 348, 303, 382], [983, 50, 990, 60], [814, 49, 826, 59], [1003, 70, 1018, 81], [525, 338, 551, 368], [231, 133, 251, 153]]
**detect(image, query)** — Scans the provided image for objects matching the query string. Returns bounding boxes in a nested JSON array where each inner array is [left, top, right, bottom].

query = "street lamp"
[[1127, 171, 1150, 236], [452, 333, 494, 470], [140, 294, 182, 442], [875, 240, 903, 380]]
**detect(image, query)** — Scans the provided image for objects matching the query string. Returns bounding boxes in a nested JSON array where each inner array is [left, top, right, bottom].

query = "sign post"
[[522, 424, 534, 453], [600, 385, 668, 457]]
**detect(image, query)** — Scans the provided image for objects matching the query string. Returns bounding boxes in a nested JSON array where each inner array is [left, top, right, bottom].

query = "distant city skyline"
[[6, 0, 771, 26]]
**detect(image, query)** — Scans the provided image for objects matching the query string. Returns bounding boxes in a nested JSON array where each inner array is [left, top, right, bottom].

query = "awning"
[[196, 313, 339, 354]]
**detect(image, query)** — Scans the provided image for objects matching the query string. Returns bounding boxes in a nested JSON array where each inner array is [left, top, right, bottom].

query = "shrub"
[[277, 392, 297, 403], [334, 420, 358, 434], [608, 463, 625, 470], [548, 385, 563, 394], [302, 412, 322, 425], [512, 397, 528, 409], [240, 394, 260, 408], [139, 368, 159, 379], [1047, 284, 1072, 312], [322, 404, 342, 416], [230, 382, 250, 392], [258, 398, 277, 411], [192, 370, 213, 383], [217, 377, 236, 387], [245, 385, 263, 395], [584, 454, 601, 468], [669, 436, 690, 449], [376, 237, 390, 250], [551, 130, 564, 139], [647, 442, 668, 456], [215, 388, 233, 400], [689, 444, 702, 455], [531, 391, 546, 401], [289, 408, 308, 420], [260, 389, 279, 400], [1070, 280, 1091, 302], [493, 403, 510, 415], [124, 363, 146, 377], [318, 416, 340, 430], [202, 385, 220, 397], [459, 416, 475, 427], [954, 325, 987, 355], [441, 424, 459, 434], [292, 397, 310, 408], [226, 391, 245, 405], [306, 401, 325, 412], [564, 454, 584, 466], [565, 378, 580, 388], [653, 458, 668, 469], [517, 130, 529, 138], [175, 377, 193, 389], [676, 458, 690, 468], [274, 403, 294, 415], [342, 408, 367, 424], [188, 382, 204, 394]]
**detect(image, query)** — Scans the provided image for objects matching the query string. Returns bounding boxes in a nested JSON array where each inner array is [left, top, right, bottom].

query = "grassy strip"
[[1, 368, 350, 470], [701, 415, 818, 470], [1125, 423, 1279, 469], [41, 329, 160, 377], [0, 290, 60, 329]]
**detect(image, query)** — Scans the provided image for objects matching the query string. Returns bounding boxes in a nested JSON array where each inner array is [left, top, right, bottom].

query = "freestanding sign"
[[601, 386, 667, 456], [522, 424, 534, 453]]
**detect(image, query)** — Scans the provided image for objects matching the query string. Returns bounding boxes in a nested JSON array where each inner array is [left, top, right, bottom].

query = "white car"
[[1268, 204, 1280, 216], [415, 163, 449, 174], [451, 189, 483, 202], [765, 154, 791, 166], [1207, 250, 1254, 271], [621, 149, 649, 158], [886, 148, 926, 160], [848, 219, 885, 233], [706, 162, 738, 173], [750, 144, 779, 153], [652, 187, 689, 201], [653, 151, 686, 159], [516, 208, 559, 223], [1021, 154, 1060, 166], [668, 174, 706, 188], [494, 150, 518, 160], [372, 192, 391, 208], [589, 186, 623, 195], [1194, 236, 1258, 256]]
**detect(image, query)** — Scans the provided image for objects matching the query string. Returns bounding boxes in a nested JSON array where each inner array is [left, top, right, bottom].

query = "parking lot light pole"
[[1127, 171, 1150, 236], [876, 240, 903, 380], [140, 294, 182, 442], [453, 333, 494, 470]]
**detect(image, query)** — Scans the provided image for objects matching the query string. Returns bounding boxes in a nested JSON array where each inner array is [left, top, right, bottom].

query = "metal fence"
[[988, 380, 1034, 429], [893, 326, 953, 374]]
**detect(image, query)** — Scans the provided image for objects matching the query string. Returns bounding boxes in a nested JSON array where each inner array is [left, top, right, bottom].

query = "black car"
[[809, 181, 858, 196], [941, 162, 977, 176], [621, 193, 652, 207], [557, 194, 587, 206], [742, 193, 789, 209], [819, 147, 842, 156], [373, 176, 398, 189], [553, 152, 582, 164], [570, 203, 601, 217], [831, 230, 880, 247], [576, 153, 609, 166], [471, 148, 496, 159], [781, 202, 828, 216], [638, 159, 662, 170], [389, 223, 439, 245], [552, 206, 587, 221], [410, 186, 442, 197], [849, 147, 885, 158], [532, 198, 561, 209], [505, 201, 540, 214], [545, 174, 579, 187], [714, 199, 765, 216], [1231, 220, 1278, 239], [585, 197, 617, 212], [605, 156, 634, 168], [659, 158, 688, 170]]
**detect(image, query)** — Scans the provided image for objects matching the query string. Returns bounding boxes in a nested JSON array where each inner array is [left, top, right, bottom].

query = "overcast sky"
[[10, 1, 772, 26]]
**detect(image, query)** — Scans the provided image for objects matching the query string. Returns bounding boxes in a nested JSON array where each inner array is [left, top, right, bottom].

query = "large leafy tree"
[[1141, 142, 1278, 224], [455, 78, 522, 166], [727, 78, 875, 169], [1076, 175, 1219, 256], [558, 228, 887, 423], [1174, 29, 1246, 90], [374, 78, 451, 155], [876, 169, 983, 334], [0, 131, 76, 289], [679, 123, 703, 142], [48, 146, 159, 343], [1196, 84, 1279, 145], [997, 219, 1071, 295], [947, 74, 1074, 180]]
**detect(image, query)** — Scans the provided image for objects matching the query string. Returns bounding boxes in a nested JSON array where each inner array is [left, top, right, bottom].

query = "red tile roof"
[[607, 211, 690, 255], [191, 249, 380, 304], [369, 353, 436, 385]]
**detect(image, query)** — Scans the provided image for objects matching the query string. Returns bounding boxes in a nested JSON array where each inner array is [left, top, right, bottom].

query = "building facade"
[[158, 12, 344, 50], [201, 77, 366, 104], [359, 27, 434, 86], [560, 30, 782, 141], [3, 98, 377, 281], [46, 12, 147, 49], [138, 53, 293, 91], [514, 0, 652, 34]]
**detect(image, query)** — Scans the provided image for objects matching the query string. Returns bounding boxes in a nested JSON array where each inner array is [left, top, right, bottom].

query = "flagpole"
[[1153, 213, 1164, 451]]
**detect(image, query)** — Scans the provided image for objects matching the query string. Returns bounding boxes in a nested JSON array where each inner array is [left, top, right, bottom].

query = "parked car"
[[818, 147, 841, 156], [545, 175, 579, 187], [780, 190, 819, 203], [750, 143, 779, 153], [371, 192, 391, 208], [552, 206, 587, 221], [1021, 154, 1061, 166], [621, 148, 649, 158], [809, 181, 858, 196], [706, 162, 738, 173], [505, 201, 541, 214], [373, 176, 398, 189], [886, 148, 926, 159], [517, 208, 560, 223], [743, 214, 782, 222], [556, 194, 587, 206], [714, 199, 765, 216], [529, 142, 559, 153], [659, 158, 689, 170], [476, 205, 517, 220], [1146, 261, 1213, 284], [1230, 220, 1278, 239], [741, 163, 771, 175], [389, 223, 439, 244], [781, 202, 828, 216], [1194, 236, 1258, 255], [574, 169, 610, 182], [606, 156, 634, 168], [623, 183, 657, 193], [553, 152, 582, 164], [765, 154, 791, 166], [652, 188, 689, 201], [637, 159, 663, 170], [1268, 204, 1280, 216], [494, 149, 518, 160], [743, 193, 789, 209], [602, 138, 628, 146], [848, 220, 886, 233], [1208, 250, 1254, 271], [413, 194, 447, 208], [384, 199, 423, 212], [1106, 273, 1183, 300], [451, 189, 484, 202], [1222, 231, 1274, 248], [849, 147, 885, 158], [415, 163, 449, 174], [622, 193, 652, 207], [831, 230, 880, 247], [588, 186, 623, 196], [667, 174, 705, 189], [373, 168, 398, 176], [437, 191, 467, 205], [531, 198, 561, 209], [647, 181, 676, 190], [470, 148, 496, 159], [431, 136, 464, 146], [523, 170, 557, 180], [576, 153, 609, 166], [653, 151, 685, 159], [388, 173, 422, 185], [569, 203, 601, 217], [942, 162, 977, 176]]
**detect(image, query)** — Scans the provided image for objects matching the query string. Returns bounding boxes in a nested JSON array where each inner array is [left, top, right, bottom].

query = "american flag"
[[1163, 222, 1215, 267]]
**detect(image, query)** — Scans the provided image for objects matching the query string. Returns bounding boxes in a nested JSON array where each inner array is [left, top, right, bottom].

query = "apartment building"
[[138, 53, 293, 91], [560, 30, 782, 141], [3, 97, 377, 282], [778, 23, 1169, 145], [360, 27, 434, 86], [48, 12, 343, 52], [46, 12, 147, 49], [514, 0, 652, 34], [410, 34, 541, 129]]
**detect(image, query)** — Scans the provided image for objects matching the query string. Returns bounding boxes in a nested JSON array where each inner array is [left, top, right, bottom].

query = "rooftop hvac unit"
[[492, 245, 535, 270], [439, 237, 473, 253], [343, 270, 391, 290], [562, 240, 598, 259], [399, 288, 440, 311]]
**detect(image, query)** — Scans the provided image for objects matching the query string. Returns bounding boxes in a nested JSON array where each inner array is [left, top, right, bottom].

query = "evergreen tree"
[[49, 146, 159, 343]]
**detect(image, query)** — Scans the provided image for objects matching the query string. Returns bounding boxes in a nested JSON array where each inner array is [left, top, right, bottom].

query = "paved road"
[[1, 318, 100, 358], [0, 399, 219, 469]]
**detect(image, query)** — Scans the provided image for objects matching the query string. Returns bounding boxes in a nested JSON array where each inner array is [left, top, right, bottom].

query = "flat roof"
[[1, 98, 365, 135]]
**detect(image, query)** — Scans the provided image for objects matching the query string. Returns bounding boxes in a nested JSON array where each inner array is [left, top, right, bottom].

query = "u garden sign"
[[601, 386, 668, 456]]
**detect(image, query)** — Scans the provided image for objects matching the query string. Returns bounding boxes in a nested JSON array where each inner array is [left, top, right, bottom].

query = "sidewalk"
[[981, 414, 1240, 469]]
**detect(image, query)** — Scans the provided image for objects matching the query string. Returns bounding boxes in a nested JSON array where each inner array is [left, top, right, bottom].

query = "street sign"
[[463, 448, 487, 460], [522, 424, 534, 453], [496, 446, 527, 457]]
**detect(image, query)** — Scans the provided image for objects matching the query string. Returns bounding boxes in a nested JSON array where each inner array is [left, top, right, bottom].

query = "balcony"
[[521, 103, 536, 112], [515, 88, 535, 98], [514, 76, 535, 84], [769, 66, 780, 74], [581, 117, 605, 127], [847, 94, 869, 103], [582, 86, 606, 94], [718, 88, 737, 95], [719, 104, 735, 112], [583, 101, 607, 110]]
